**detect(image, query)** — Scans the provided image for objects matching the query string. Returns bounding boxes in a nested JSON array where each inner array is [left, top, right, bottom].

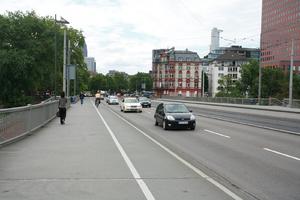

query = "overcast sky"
[[1, 0, 262, 75]]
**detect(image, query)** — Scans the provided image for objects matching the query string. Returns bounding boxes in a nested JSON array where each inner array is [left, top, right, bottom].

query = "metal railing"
[[0, 98, 70, 147], [160, 95, 300, 108]]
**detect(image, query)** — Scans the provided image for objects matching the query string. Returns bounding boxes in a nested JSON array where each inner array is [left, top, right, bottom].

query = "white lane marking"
[[108, 108, 243, 200], [204, 129, 231, 139], [264, 148, 300, 161], [92, 101, 155, 200]]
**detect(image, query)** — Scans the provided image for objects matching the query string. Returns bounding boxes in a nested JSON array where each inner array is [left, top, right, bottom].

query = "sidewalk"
[[0, 99, 145, 200]]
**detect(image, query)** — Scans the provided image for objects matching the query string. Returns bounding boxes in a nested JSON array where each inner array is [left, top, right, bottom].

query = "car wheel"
[[163, 120, 168, 130]]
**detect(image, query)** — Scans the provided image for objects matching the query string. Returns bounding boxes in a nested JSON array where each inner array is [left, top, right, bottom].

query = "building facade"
[[261, 0, 300, 72], [210, 52, 249, 97], [205, 46, 260, 97], [210, 27, 223, 52], [84, 57, 96, 73], [152, 48, 202, 97]]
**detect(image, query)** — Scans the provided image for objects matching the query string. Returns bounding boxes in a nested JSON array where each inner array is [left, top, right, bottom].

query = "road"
[[0, 98, 299, 200]]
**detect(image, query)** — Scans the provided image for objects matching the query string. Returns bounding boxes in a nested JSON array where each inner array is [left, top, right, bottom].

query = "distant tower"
[[210, 28, 223, 52], [82, 41, 88, 57]]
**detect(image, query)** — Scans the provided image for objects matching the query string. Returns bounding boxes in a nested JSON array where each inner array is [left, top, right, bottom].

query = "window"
[[186, 66, 190, 70], [187, 73, 190, 78], [178, 74, 182, 78], [178, 66, 182, 70], [218, 73, 224, 77], [218, 66, 224, 71]]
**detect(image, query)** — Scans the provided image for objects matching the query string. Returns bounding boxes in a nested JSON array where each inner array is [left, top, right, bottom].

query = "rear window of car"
[[124, 98, 138, 103], [165, 104, 189, 113]]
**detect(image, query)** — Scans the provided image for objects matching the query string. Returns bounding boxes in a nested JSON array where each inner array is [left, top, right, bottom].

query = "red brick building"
[[261, 0, 300, 73], [152, 48, 202, 97]]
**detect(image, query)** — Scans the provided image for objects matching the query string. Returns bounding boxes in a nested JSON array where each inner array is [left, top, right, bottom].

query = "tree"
[[216, 75, 241, 97], [239, 59, 259, 97], [261, 68, 287, 99], [88, 74, 106, 93], [292, 75, 300, 99], [113, 72, 128, 92], [0, 11, 89, 107], [129, 72, 153, 92]]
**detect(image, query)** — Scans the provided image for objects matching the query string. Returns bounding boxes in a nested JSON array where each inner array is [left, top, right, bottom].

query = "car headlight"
[[166, 115, 175, 121], [190, 115, 196, 120]]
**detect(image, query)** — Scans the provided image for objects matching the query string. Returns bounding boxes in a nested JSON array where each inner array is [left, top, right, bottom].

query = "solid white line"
[[264, 148, 300, 161], [204, 129, 231, 139], [92, 101, 155, 200], [107, 107, 243, 200]]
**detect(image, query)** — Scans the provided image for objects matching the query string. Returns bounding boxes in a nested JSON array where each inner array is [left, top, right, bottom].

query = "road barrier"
[[160, 96, 300, 108], [0, 98, 70, 147]]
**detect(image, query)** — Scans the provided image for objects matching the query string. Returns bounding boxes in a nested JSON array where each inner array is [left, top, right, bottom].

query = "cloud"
[[0, 0, 261, 75]]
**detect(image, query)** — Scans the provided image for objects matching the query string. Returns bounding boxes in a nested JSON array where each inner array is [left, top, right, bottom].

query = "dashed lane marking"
[[264, 148, 300, 161], [204, 129, 231, 139]]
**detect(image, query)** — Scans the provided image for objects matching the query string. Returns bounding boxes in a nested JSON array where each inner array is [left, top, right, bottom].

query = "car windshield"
[[110, 96, 118, 99], [139, 97, 149, 101], [165, 104, 189, 113], [124, 98, 138, 103]]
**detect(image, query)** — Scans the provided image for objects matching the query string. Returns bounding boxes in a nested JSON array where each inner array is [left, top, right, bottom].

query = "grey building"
[[84, 57, 96, 73]]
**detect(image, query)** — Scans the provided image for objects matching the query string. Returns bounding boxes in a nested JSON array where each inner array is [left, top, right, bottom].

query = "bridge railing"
[[160, 96, 300, 108], [0, 99, 67, 147]]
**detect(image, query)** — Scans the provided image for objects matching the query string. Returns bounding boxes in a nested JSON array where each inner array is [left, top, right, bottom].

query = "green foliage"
[[87, 72, 153, 94], [129, 72, 153, 92], [239, 59, 259, 97], [293, 75, 300, 99], [216, 75, 242, 97], [0, 11, 88, 107], [236, 60, 300, 99]]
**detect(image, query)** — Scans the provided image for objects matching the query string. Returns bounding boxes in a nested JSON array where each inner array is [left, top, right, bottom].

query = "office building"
[[261, 0, 300, 72]]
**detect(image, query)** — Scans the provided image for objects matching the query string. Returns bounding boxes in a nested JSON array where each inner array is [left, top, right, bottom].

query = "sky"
[[0, 0, 262, 75]]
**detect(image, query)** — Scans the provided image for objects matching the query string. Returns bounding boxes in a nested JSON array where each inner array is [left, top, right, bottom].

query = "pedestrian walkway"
[[0, 100, 146, 200]]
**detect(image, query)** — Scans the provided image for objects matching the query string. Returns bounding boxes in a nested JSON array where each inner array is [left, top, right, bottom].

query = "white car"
[[107, 96, 119, 105], [120, 98, 142, 112]]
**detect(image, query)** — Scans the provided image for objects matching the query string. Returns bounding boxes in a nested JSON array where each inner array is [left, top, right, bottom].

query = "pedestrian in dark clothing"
[[58, 91, 67, 124], [80, 92, 85, 105]]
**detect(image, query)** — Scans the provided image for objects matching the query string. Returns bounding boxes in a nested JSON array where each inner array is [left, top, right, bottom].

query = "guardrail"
[[160, 96, 300, 108], [0, 98, 70, 147]]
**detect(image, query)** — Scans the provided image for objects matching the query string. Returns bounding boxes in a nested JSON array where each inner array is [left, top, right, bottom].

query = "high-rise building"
[[261, 0, 300, 73], [84, 57, 96, 73], [82, 41, 88, 57], [210, 27, 223, 52], [152, 48, 202, 97]]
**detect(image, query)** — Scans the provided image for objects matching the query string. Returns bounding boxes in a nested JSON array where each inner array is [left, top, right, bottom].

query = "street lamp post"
[[258, 36, 262, 105], [55, 16, 69, 95], [288, 39, 294, 108]]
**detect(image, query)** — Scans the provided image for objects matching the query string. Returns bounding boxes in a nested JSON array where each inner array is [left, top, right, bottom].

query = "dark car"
[[154, 103, 196, 130], [139, 97, 151, 108]]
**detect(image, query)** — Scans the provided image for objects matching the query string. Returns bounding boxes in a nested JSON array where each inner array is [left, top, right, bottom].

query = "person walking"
[[58, 91, 67, 124], [79, 92, 85, 105]]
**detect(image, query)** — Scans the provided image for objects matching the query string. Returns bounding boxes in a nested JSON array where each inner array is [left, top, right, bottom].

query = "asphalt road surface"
[[0, 98, 299, 200]]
